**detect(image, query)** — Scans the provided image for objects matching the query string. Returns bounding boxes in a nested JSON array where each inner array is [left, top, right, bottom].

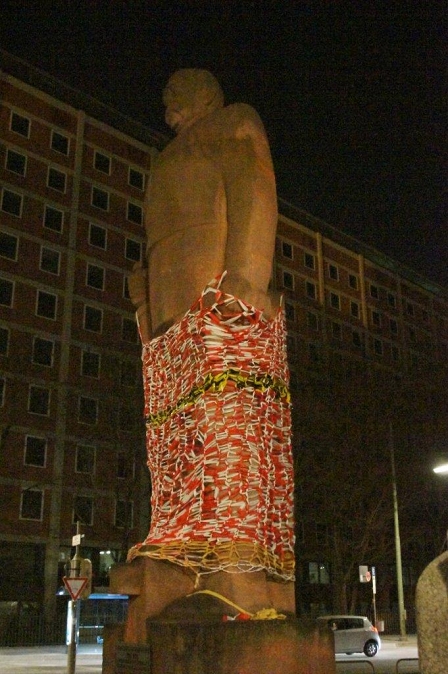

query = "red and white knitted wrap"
[[128, 279, 295, 581]]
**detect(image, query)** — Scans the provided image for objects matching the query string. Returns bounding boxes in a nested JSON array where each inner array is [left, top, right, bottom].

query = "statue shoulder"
[[218, 103, 266, 137]]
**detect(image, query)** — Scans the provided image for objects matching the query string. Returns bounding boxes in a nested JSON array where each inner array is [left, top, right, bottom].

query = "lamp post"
[[389, 421, 407, 639], [432, 458, 448, 550]]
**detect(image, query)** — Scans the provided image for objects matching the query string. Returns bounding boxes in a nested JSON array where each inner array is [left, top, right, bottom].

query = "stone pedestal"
[[416, 550, 448, 674], [112, 618, 335, 674]]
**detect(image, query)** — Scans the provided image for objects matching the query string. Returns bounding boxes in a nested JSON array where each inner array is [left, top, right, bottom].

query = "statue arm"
[[128, 262, 152, 342]]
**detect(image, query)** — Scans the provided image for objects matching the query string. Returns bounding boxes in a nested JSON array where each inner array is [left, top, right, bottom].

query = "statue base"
[[104, 618, 335, 674]]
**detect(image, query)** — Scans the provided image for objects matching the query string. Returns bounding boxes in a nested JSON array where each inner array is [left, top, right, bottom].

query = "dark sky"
[[1, 1, 446, 286]]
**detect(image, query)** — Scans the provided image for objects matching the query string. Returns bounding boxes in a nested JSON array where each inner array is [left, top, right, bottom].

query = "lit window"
[[1, 188, 23, 217], [94, 151, 111, 174], [86, 263, 105, 290], [40, 247, 60, 275], [348, 274, 358, 289], [129, 167, 144, 190], [36, 290, 57, 319], [10, 111, 30, 137], [306, 281, 316, 299], [308, 561, 330, 584], [115, 500, 134, 528], [370, 284, 379, 299], [6, 149, 26, 176], [127, 202, 143, 225], [78, 396, 98, 425], [91, 186, 109, 211], [75, 445, 96, 474], [125, 238, 141, 262], [328, 264, 338, 281], [0, 327, 9, 355], [89, 223, 107, 249], [43, 205, 63, 232], [20, 489, 43, 521], [73, 496, 93, 526], [81, 350, 100, 378], [24, 436, 47, 467], [122, 317, 138, 343], [84, 305, 103, 333], [283, 271, 294, 290], [281, 241, 293, 259], [51, 130, 69, 155], [28, 385, 50, 416], [0, 278, 14, 307], [32, 337, 54, 366], [47, 167, 66, 193], [0, 232, 18, 260]]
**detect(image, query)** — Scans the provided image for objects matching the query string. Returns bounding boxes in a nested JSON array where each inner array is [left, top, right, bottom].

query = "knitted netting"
[[128, 277, 295, 581]]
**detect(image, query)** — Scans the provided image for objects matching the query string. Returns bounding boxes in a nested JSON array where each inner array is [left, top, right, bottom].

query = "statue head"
[[163, 69, 224, 134]]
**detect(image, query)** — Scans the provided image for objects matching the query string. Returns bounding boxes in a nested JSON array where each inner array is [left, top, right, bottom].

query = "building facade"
[[1, 52, 447, 621]]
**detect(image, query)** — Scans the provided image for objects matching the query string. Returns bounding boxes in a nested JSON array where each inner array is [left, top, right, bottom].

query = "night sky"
[[1, 1, 446, 286]]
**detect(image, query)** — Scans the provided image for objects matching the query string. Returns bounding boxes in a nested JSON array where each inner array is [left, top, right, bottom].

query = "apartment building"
[[0, 52, 447, 620]]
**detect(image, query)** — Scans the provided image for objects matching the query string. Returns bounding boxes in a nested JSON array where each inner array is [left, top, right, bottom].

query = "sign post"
[[371, 566, 377, 628], [64, 522, 85, 674]]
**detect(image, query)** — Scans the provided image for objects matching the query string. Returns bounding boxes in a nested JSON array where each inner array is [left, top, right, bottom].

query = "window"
[[6, 149, 26, 176], [123, 276, 130, 299], [348, 273, 358, 289], [32, 337, 54, 366], [115, 500, 134, 528], [51, 130, 69, 155], [117, 451, 128, 479], [350, 301, 359, 318], [304, 252, 315, 269], [352, 330, 362, 347], [308, 561, 330, 585], [371, 310, 381, 327], [1, 188, 23, 216], [75, 445, 95, 474], [387, 292, 396, 308], [309, 342, 321, 363], [330, 292, 340, 310], [10, 111, 30, 137], [0, 278, 14, 307], [282, 271, 294, 290], [28, 385, 50, 415], [281, 241, 293, 259], [36, 290, 57, 319], [370, 284, 379, 299], [306, 281, 316, 300], [373, 338, 383, 356], [0, 232, 18, 260], [390, 318, 398, 335], [407, 302, 415, 317], [125, 238, 141, 262], [0, 327, 9, 355], [47, 167, 66, 192], [307, 311, 318, 331], [84, 305, 103, 332], [44, 205, 63, 232], [94, 151, 111, 174], [331, 321, 342, 340], [89, 223, 107, 249], [40, 247, 60, 275], [81, 350, 100, 378], [127, 202, 143, 225], [20, 489, 43, 521], [122, 317, 138, 343], [78, 396, 98, 425], [129, 167, 144, 190], [86, 263, 105, 290], [328, 264, 338, 281], [73, 496, 93, 526], [24, 436, 46, 467], [91, 186, 109, 211], [284, 301, 295, 322]]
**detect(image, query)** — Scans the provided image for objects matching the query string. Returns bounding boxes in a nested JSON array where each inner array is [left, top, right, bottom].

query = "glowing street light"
[[433, 461, 448, 475]]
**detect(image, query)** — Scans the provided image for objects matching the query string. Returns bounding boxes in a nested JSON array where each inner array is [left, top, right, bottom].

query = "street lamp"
[[389, 421, 407, 640], [433, 460, 448, 475]]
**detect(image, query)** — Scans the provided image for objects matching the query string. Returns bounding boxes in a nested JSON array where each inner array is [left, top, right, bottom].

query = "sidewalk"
[[0, 644, 102, 673]]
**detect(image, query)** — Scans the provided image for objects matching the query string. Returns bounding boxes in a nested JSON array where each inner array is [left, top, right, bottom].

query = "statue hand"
[[128, 262, 148, 310]]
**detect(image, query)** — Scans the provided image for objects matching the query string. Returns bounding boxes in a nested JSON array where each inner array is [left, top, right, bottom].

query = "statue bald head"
[[163, 69, 224, 133]]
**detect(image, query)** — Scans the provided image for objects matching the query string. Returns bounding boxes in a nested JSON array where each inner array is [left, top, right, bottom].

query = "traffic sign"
[[63, 576, 89, 601], [365, 571, 372, 582]]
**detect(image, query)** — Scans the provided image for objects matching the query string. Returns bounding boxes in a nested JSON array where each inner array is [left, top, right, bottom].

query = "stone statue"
[[111, 69, 295, 646]]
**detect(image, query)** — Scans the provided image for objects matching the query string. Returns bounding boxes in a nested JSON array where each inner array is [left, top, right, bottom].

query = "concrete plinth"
[[113, 618, 335, 674], [416, 550, 448, 674]]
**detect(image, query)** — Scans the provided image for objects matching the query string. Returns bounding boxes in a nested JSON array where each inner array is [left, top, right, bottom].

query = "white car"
[[316, 615, 381, 657]]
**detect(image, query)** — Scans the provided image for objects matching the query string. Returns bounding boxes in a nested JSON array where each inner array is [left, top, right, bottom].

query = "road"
[[0, 637, 419, 673]]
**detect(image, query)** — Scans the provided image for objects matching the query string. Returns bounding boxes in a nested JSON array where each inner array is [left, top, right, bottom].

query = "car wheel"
[[364, 640, 378, 657]]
